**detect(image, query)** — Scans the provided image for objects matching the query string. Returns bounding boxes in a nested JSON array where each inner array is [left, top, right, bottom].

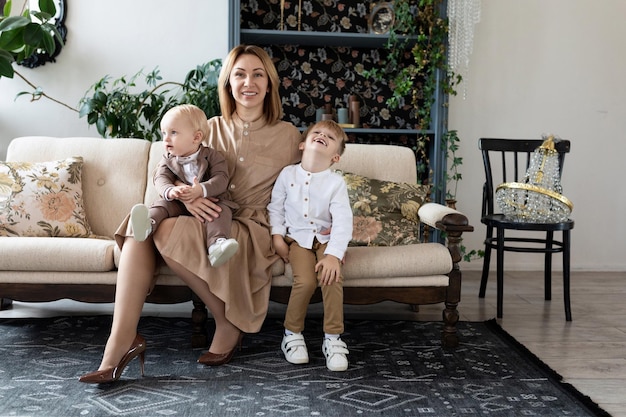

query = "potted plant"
[[0, 0, 64, 79], [2, 1, 221, 141], [78, 59, 222, 142]]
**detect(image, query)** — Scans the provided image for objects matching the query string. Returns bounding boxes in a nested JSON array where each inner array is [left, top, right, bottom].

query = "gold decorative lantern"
[[495, 135, 573, 223]]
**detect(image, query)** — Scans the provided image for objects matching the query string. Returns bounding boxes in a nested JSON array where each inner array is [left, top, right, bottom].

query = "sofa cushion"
[[0, 157, 94, 237], [340, 172, 430, 246], [0, 237, 115, 271], [271, 243, 452, 287], [6, 137, 152, 238]]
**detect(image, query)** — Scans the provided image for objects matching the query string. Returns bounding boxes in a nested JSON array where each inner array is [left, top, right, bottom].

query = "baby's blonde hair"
[[163, 104, 209, 141]]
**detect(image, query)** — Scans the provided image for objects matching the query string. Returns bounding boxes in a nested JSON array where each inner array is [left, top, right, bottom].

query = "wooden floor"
[[1, 270, 624, 416]]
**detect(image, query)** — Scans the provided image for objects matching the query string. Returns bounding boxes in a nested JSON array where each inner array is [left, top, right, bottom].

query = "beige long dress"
[[117, 114, 301, 333]]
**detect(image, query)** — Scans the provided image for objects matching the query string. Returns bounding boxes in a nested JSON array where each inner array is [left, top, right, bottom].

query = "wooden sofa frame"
[[0, 212, 472, 349]]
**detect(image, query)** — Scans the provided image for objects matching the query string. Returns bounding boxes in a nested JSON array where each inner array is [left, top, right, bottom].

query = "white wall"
[[1, 0, 624, 271], [449, 0, 626, 271], [0, 0, 229, 156]]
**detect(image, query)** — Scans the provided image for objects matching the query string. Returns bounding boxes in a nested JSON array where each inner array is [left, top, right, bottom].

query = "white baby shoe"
[[130, 204, 152, 242], [208, 238, 239, 267], [281, 333, 309, 364], [322, 338, 349, 371]]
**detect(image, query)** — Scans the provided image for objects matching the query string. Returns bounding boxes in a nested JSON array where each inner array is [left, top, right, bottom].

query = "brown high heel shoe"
[[197, 333, 243, 366], [79, 334, 146, 384]]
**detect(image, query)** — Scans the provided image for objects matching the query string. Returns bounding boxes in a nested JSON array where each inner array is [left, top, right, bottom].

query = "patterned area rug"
[[0, 316, 610, 417]]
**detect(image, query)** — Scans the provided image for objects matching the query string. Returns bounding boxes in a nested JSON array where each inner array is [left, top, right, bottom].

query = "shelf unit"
[[239, 29, 414, 49], [228, 0, 449, 204]]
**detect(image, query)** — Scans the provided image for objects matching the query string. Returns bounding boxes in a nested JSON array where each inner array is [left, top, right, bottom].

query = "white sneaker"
[[281, 333, 309, 364], [208, 238, 239, 267], [322, 338, 349, 371], [130, 204, 152, 242]]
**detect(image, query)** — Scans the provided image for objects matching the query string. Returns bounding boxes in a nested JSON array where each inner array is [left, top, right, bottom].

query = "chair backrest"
[[479, 138, 571, 217]]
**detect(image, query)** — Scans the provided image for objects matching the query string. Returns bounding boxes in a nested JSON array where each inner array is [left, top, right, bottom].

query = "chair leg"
[[563, 230, 572, 321], [544, 231, 554, 301], [191, 293, 209, 348], [496, 227, 505, 319], [479, 226, 493, 298]]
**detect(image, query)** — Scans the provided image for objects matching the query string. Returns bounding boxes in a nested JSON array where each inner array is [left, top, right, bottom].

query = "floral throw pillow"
[[339, 171, 430, 246], [0, 157, 94, 237]]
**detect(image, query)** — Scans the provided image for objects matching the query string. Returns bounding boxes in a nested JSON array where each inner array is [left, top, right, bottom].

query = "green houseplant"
[[442, 129, 462, 202], [5, 55, 222, 142], [0, 0, 63, 79], [2, 0, 221, 142], [1, 0, 75, 111], [367, 0, 481, 261], [366, 0, 462, 198], [77, 59, 222, 142]]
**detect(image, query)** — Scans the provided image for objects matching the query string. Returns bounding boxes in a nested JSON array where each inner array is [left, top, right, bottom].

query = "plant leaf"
[[3, 0, 12, 17], [40, 29, 55, 53], [78, 100, 93, 118], [0, 48, 13, 61], [38, 0, 56, 16], [0, 15, 29, 31], [23, 22, 44, 46], [0, 55, 14, 78], [96, 117, 107, 137]]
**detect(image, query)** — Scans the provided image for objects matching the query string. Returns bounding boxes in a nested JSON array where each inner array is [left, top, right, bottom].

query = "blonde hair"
[[218, 45, 282, 124], [301, 120, 348, 155], [163, 104, 209, 141]]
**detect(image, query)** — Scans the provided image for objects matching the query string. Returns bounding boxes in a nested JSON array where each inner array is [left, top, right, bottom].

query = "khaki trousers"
[[283, 237, 344, 335]]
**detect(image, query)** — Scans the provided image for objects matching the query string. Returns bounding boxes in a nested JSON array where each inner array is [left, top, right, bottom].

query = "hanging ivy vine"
[[366, 0, 461, 188]]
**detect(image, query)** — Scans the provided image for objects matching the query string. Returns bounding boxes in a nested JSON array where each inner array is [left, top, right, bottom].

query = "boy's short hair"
[[163, 104, 210, 141], [301, 120, 348, 155]]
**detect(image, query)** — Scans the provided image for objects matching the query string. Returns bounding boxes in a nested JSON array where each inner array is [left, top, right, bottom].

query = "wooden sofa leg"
[[191, 293, 208, 349], [0, 298, 13, 310], [442, 266, 461, 349], [442, 302, 459, 348], [439, 220, 471, 349]]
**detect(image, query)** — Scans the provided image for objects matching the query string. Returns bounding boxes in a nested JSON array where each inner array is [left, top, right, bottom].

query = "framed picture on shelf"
[[369, 2, 395, 35]]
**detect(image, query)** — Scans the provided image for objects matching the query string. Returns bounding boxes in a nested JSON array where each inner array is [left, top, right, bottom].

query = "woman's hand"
[[182, 196, 222, 223]]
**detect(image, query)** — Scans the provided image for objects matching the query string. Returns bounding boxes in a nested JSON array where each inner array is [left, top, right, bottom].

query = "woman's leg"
[[98, 237, 155, 370], [155, 218, 241, 354]]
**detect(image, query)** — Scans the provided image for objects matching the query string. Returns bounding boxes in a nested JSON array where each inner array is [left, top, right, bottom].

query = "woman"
[[79, 45, 302, 383]]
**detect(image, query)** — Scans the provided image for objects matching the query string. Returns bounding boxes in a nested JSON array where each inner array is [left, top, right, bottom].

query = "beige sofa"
[[0, 137, 473, 348]]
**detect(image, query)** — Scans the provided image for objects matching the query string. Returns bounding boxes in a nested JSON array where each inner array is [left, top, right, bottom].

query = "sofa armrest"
[[418, 203, 469, 231], [418, 202, 474, 264]]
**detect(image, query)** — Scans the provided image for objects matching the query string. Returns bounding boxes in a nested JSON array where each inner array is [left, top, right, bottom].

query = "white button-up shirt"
[[268, 164, 353, 260]]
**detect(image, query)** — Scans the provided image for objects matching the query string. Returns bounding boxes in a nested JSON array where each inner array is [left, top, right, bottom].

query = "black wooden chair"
[[478, 138, 574, 321]]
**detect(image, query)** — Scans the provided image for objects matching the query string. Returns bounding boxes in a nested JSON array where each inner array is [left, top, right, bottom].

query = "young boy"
[[130, 104, 239, 267], [267, 120, 353, 371]]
